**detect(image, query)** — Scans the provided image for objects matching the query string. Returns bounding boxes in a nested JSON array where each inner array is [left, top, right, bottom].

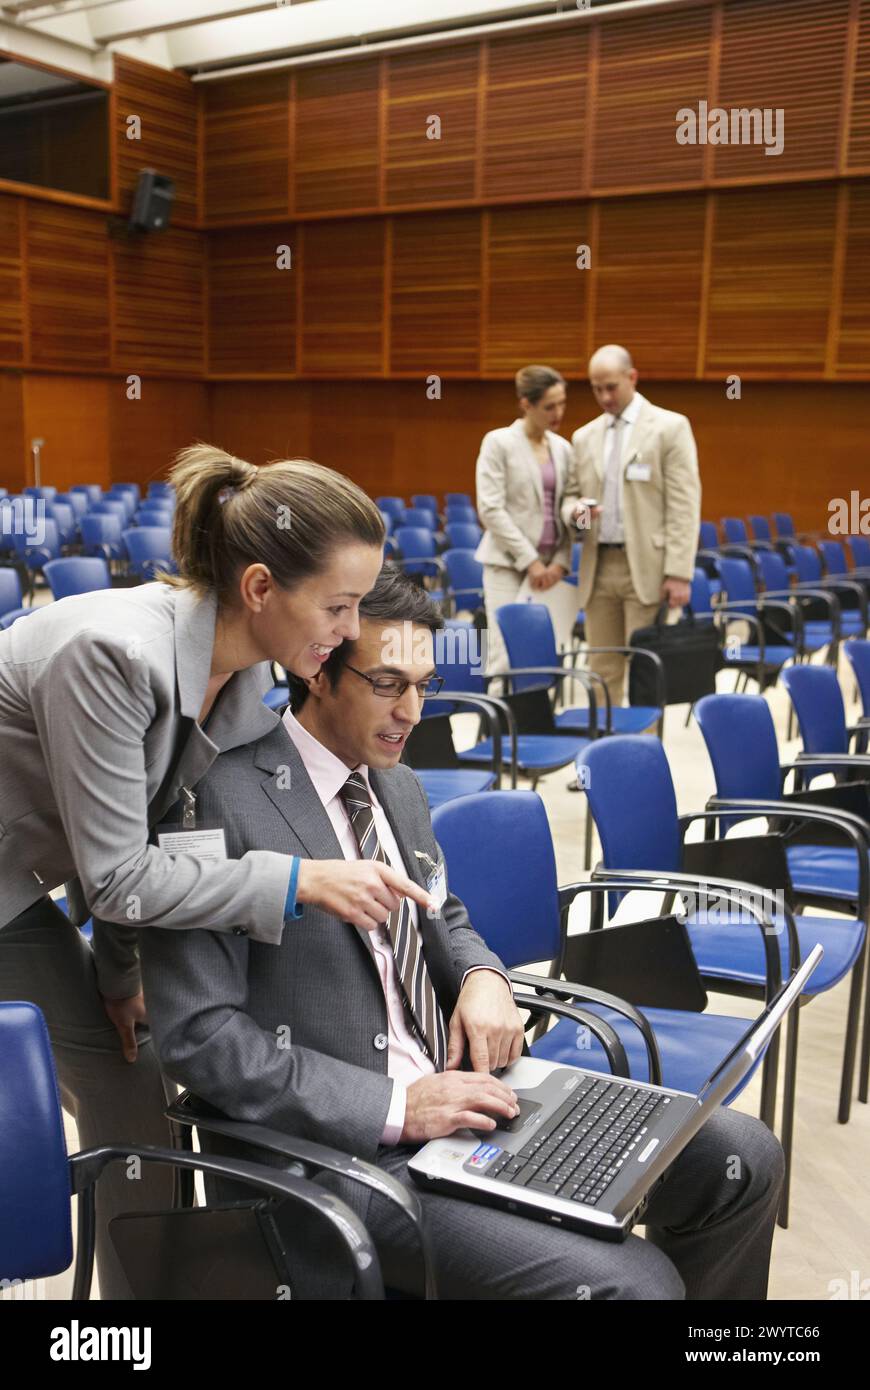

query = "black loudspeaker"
[[129, 168, 175, 232]]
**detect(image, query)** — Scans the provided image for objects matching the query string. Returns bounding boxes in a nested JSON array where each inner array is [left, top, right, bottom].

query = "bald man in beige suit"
[[561, 346, 701, 704]]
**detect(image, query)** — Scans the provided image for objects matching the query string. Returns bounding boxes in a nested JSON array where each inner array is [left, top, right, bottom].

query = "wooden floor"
[[9, 652, 870, 1302]]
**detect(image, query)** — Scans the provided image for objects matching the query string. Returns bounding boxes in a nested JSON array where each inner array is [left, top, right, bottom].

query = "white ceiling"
[[0, 1, 655, 82]]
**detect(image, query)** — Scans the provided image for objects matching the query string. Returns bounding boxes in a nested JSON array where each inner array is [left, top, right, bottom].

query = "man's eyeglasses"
[[345, 664, 444, 700]]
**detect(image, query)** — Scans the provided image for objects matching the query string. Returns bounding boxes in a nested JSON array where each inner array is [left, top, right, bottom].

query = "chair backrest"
[[0, 606, 35, 630], [70, 484, 102, 505], [48, 501, 75, 540], [792, 543, 822, 584], [375, 496, 405, 521], [445, 492, 472, 506], [845, 640, 870, 718], [698, 520, 719, 549], [378, 509, 393, 536], [0, 1002, 73, 1281], [442, 548, 483, 604], [694, 694, 782, 810], [721, 517, 748, 544], [411, 493, 438, 513], [147, 482, 174, 499], [136, 507, 174, 528], [110, 483, 141, 504], [436, 618, 487, 694], [780, 664, 848, 755], [689, 566, 713, 615], [749, 515, 772, 541], [43, 556, 111, 601], [577, 736, 683, 876], [445, 504, 478, 526], [0, 566, 23, 616], [395, 526, 437, 574], [23, 486, 56, 501], [755, 548, 790, 592], [80, 513, 122, 547], [401, 507, 437, 531], [13, 518, 60, 561], [849, 536, 870, 569], [92, 499, 128, 519], [773, 512, 795, 537], [55, 491, 88, 520], [123, 526, 173, 576], [495, 602, 558, 693], [444, 522, 481, 550], [818, 540, 848, 576], [431, 791, 562, 969], [717, 555, 757, 607]]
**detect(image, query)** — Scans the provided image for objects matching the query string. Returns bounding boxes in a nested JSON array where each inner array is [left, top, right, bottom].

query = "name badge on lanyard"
[[625, 453, 651, 483], [155, 787, 228, 863], [414, 850, 448, 916]]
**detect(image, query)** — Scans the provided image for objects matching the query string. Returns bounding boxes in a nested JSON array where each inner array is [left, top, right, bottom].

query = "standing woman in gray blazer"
[[475, 365, 574, 680], [0, 445, 433, 1298]]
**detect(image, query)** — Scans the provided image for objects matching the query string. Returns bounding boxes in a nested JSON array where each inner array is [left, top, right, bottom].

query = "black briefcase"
[[629, 605, 722, 707]]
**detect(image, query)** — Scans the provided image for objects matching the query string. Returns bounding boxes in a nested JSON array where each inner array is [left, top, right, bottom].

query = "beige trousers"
[[583, 548, 661, 706], [482, 563, 526, 680]]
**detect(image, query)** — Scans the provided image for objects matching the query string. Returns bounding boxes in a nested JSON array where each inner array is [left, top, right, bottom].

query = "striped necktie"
[[339, 771, 447, 1070]]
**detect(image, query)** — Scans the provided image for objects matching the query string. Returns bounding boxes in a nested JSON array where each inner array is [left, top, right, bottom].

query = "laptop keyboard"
[[486, 1077, 671, 1206]]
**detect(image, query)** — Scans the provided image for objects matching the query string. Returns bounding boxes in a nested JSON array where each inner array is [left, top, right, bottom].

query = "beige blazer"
[[475, 419, 573, 573], [561, 397, 701, 607]]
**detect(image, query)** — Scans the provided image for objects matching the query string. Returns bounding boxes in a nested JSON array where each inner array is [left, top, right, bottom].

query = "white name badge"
[[625, 460, 651, 482], [415, 850, 448, 916], [156, 827, 228, 863]]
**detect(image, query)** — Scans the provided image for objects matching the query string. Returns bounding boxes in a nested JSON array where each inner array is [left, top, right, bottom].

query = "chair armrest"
[[511, 989, 630, 1079], [577, 645, 667, 712], [509, 968, 662, 1085], [587, 868, 790, 1001], [705, 798, 869, 920], [165, 1095, 436, 1299], [68, 1142, 383, 1302], [498, 665, 607, 735], [791, 753, 870, 768], [423, 690, 513, 787]]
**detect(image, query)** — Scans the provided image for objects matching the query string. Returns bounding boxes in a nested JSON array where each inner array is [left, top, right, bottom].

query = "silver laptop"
[[409, 945, 821, 1241]]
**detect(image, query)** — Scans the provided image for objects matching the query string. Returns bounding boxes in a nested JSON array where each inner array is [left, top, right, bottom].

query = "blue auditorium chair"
[[0, 567, 23, 621], [123, 526, 175, 581], [43, 557, 111, 601], [444, 521, 482, 550], [845, 640, 870, 720], [375, 497, 406, 525], [70, 484, 103, 506], [80, 513, 124, 564], [411, 493, 439, 515], [445, 492, 472, 507], [444, 503, 478, 527], [0, 1000, 383, 1299], [12, 518, 61, 601], [442, 548, 484, 614]]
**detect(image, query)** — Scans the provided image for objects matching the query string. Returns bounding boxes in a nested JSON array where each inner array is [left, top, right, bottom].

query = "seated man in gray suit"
[[141, 566, 784, 1301]]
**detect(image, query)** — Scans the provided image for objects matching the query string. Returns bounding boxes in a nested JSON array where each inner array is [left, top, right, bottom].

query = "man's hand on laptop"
[[401, 1072, 520, 1142], [295, 858, 435, 931], [447, 970, 525, 1073]]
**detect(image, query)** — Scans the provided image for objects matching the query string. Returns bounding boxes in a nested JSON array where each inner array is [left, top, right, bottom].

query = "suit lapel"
[[622, 400, 653, 475]]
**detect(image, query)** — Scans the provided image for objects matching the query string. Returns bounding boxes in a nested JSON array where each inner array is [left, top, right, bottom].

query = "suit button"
[[232, 927, 248, 936], [373, 1033, 388, 1051]]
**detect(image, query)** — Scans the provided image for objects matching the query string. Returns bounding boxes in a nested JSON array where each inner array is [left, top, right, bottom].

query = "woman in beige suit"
[[475, 364, 574, 679]]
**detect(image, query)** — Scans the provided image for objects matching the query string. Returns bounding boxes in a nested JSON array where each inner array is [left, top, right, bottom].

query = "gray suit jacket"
[[0, 582, 292, 995], [140, 724, 506, 1240]]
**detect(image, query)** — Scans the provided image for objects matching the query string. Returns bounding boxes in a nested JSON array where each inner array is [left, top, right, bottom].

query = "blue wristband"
[[284, 855, 303, 921]]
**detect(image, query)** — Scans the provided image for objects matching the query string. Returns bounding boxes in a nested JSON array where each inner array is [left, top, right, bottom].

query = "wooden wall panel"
[[113, 55, 199, 225], [484, 204, 590, 375], [294, 62, 380, 215], [0, 372, 25, 492], [390, 211, 480, 372], [109, 378, 210, 486], [835, 182, 870, 375], [704, 184, 838, 375], [22, 375, 111, 491], [847, 0, 870, 172], [714, 0, 850, 181], [209, 227, 296, 375], [593, 194, 707, 377], [592, 7, 713, 192], [299, 219, 384, 373], [113, 227, 205, 373], [384, 46, 479, 208], [0, 197, 24, 366], [203, 73, 290, 222], [483, 29, 588, 201], [206, 377, 870, 536], [26, 203, 110, 369]]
